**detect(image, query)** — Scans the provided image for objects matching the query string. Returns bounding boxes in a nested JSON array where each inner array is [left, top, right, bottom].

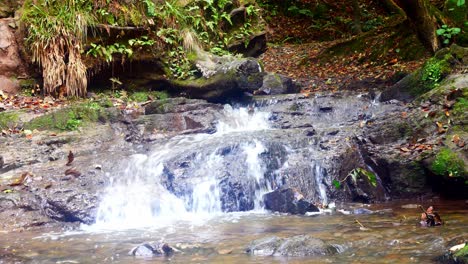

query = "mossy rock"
[[430, 148, 466, 178], [380, 48, 460, 102], [25, 102, 118, 131]]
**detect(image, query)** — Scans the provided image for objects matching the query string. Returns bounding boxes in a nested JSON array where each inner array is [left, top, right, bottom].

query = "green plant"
[[436, 25, 461, 45], [21, 0, 95, 97], [287, 5, 314, 17], [142, 0, 156, 17], [431, 148, 466, 177], [332, 168, 377, 189], [421, 57, 451, 84]]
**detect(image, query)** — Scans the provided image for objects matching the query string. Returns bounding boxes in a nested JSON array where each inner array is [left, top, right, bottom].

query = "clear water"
[[2, 105, 465, 263], [1, 200, 466, 263]]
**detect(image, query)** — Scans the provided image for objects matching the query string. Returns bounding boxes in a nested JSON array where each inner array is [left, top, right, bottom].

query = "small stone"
[[218, 249, 233, 255], [401, 204, 420, 209], [450, 243, 466, 252], [353, 208, 374, 215]]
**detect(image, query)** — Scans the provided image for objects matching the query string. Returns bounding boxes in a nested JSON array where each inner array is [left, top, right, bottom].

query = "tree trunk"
[[352, 0, 362, 34], [393, 0, 441, 53]]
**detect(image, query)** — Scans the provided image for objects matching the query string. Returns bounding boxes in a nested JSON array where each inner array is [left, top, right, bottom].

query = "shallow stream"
[[1, 200, 466, 263]]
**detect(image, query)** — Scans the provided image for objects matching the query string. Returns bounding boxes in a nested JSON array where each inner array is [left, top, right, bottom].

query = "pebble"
[[401, 204, 420, 209]]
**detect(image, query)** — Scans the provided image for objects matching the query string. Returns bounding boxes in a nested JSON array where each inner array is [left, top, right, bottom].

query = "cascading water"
[[314, 163, 328, 206], [87, 105, 272, 230]]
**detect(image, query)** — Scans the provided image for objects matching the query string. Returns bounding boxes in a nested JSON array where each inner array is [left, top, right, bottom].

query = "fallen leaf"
[[436, 122, 446, 134], [66, 151, 74, 166], [9, 172, 31, 186], [452, 135, 460, 144], [401, 112, 407, 118], [400, 147, 411, 152], [64, 168, 81, 177]]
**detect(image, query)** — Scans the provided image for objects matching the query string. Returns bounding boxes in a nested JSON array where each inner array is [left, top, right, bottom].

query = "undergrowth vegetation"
[[20, 0, 262, 97]]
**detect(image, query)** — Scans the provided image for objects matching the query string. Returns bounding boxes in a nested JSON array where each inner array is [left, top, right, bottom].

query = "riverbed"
[[1, 199, 466, 263]]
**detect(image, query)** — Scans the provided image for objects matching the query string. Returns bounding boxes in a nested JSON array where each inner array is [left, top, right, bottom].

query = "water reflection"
[[1, 200, 466, 263]]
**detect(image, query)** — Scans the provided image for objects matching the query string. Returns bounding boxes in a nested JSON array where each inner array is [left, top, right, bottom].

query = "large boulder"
[[0, 18, 29, 95], [263, 187, 319, 214], [246, 235, 339, 257], [171, 56, 265, 102], [255, 73, 299, 95]]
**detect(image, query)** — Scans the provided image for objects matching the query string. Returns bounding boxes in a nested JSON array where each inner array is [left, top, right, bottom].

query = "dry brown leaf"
[[66, 151, 74, 166], [64, 168, 81, 177], [9, 172, 31, 186]]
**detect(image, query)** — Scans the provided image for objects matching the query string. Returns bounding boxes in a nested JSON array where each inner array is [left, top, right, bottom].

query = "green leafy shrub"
[[333, 168, 377, 189], [421, 57, 451, 84], [437, 25, 461, 45], [431, 148, 466, 177]]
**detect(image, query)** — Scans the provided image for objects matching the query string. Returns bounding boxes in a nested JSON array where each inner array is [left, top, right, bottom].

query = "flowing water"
[[1, 105, 467, 263], [1, 200, 466, 263]]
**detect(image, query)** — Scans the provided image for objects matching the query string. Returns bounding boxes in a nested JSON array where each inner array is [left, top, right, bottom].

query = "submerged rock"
[[353, 208, 374, 215], [129, 242, 175, 257], [263, 188, 319, 215], [246, 235, 338, 257]]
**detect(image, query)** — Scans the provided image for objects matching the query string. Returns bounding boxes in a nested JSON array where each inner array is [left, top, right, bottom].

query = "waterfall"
[[314, 163, 328, 206], [242, 140, 269, 210], [87, 105, 272, 230]]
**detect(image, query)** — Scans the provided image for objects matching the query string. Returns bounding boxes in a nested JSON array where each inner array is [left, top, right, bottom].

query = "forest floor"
[[259, 2, 430, 94]]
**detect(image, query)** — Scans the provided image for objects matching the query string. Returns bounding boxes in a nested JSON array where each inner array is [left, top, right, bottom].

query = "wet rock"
[[171, 57, 265, 102], [246, 236, 283, 256], [255, 73, 298, 95], [129, 242, 175, 257], [353, 208, 374, 215], [263, 188, 319, 215], [228, 31, 267, 58], [246, 235, 338, 257]]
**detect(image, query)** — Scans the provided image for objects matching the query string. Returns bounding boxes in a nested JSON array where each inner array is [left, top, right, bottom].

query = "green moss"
[[410, 55, 453, 96], [453, 97, 468, 116], [26, 102, 108, 131], [0, 112, 19, 129], [129, 92, 149, 102], [431, 148, 466, 178], [129, 91, 169, 102]]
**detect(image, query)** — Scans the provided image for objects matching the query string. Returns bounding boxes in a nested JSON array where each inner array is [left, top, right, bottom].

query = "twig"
[[355, 219, 365, 228]]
